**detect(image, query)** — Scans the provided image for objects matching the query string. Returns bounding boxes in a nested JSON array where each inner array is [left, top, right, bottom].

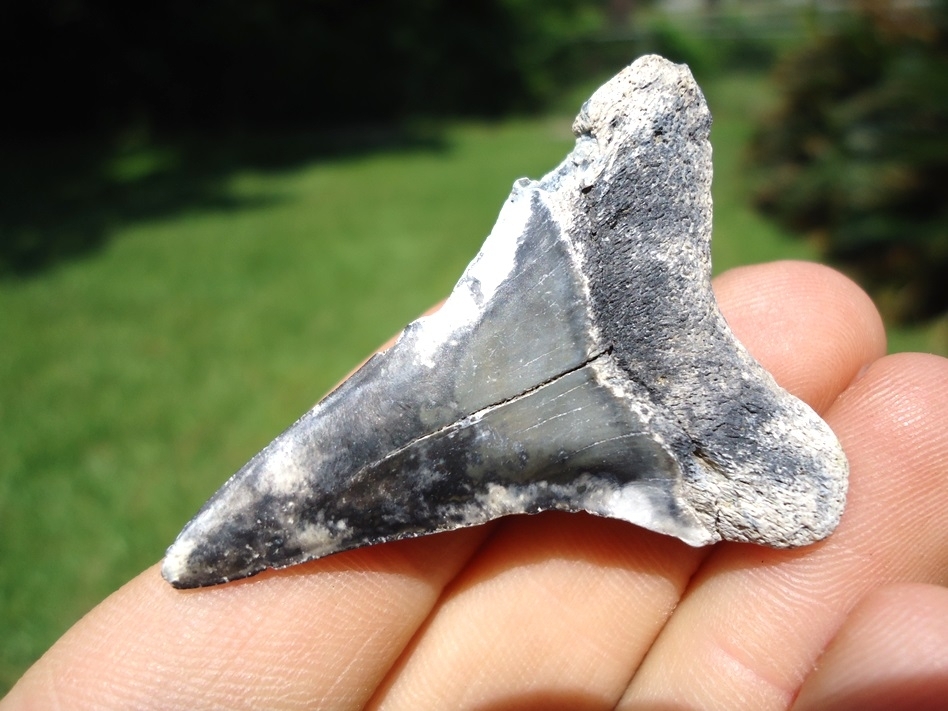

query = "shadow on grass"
[[0, 125, 446, 277]]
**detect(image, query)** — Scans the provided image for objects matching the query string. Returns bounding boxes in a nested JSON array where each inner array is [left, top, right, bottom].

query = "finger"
[[792, 582, 948, 711], [619, 352, 948, 711], [1, 529, 488, 711], [369, 514, 704, 711], [367, 261, 886, 710], [713, 261, 885, 413]]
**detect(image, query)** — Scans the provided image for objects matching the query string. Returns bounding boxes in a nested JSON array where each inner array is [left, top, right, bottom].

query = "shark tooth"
[[161, 55, 848, 589]]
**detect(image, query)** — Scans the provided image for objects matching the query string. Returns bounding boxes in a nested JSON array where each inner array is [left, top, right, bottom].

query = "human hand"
[[3, 261, 947, 711]]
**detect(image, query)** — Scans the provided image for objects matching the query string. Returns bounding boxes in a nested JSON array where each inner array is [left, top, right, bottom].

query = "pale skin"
[[3, 261, 948, 711]]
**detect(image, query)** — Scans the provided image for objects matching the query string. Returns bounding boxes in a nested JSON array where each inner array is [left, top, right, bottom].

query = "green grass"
[[1, 72, 945, 693], [0, 118, 579, 691], [704, 75, 821, 271]]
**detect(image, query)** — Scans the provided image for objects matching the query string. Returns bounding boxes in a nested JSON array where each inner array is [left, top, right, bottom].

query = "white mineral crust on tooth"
[[161, 55, 848, 590]]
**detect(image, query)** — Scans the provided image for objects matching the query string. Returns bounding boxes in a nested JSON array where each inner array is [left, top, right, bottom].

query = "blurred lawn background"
[[2, 0, 947, 692]]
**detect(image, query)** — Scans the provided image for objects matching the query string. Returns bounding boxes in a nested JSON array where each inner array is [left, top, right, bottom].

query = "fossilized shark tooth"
[[161, 55, 848, 589]]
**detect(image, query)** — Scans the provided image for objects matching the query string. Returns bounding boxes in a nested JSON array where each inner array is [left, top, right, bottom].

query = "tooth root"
[[162, 55, 848, 589]]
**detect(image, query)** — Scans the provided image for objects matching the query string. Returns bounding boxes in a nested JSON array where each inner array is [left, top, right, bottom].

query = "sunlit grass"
[[1, 72, 944, 692], [0, 118, 579, 690], [705, 74, 821, 272]]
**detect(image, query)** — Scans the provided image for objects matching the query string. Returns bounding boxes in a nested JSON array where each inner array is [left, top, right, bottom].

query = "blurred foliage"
[[634, 7, 779, 79], [1, 0, 612, 278], [2, 0, 605, 136], [750, 0, 948, 324]]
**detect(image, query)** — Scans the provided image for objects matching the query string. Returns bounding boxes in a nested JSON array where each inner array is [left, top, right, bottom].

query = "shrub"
[[750, 0, 948, 323], [1, 0, 606, 135]]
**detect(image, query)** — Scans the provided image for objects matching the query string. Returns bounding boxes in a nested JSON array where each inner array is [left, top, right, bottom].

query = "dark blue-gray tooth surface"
[[161, 55, 848, 589]]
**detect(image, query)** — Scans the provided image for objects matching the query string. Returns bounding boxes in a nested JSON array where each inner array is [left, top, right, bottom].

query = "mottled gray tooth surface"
[[161, 55, 848, 590]]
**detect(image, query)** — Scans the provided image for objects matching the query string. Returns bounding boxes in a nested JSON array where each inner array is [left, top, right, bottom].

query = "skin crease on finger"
[[0, 260, 908, 711], [366, 514, 709, 711], [792, 582, 948, 711], [618, 352, 948, 711]]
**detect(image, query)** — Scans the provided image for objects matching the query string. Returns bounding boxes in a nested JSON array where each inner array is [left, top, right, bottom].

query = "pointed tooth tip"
[[160, 502, 289, 588], [160, 531, 217, 589], [160, 529, 232, 590], [160, 542, 192, 589]]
